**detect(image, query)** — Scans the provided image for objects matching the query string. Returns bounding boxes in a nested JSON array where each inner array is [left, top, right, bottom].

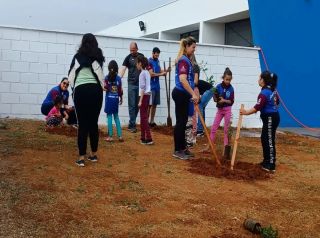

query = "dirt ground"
[[0, 119, 319, 238]]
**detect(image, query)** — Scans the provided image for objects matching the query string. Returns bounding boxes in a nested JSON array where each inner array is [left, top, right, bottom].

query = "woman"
[[172, 36, 199, 160], [68, 33, 105, 167], [41, 77, 76, 125]]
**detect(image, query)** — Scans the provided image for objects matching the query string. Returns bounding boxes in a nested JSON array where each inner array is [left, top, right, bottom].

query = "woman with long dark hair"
[[68, 33, 105, 167]]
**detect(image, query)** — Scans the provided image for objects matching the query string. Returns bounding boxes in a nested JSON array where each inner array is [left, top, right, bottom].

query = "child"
[[185, 54, 200, 147], [137, 55, 153, 145], [46, 96, 68, 127], [210, 67, 234, 148], [240, 71, 280, 172], [104, 60, 124, 142], [185, 102, 196, 147]]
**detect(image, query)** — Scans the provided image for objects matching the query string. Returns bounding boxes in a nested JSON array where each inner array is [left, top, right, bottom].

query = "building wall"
[[97, 0, 248, 44], [0, 26, 262, 128]]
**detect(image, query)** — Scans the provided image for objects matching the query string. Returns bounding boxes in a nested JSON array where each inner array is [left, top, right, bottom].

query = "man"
[[119, 42, 144, 133], [147, 47, 169, 127]]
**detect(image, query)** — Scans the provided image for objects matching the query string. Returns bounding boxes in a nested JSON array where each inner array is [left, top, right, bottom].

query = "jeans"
[[197, 89, 214, 132], [107, 113, 122, 137], [172, 88, 190, 152], [128, 83, 139, 129]]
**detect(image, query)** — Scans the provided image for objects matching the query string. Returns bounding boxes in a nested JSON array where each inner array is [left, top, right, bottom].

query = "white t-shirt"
[[139, 69, 151, 96]]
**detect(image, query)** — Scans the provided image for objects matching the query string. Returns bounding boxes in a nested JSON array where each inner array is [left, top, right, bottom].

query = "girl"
[[137, 55, 154, 145], [172, 36, 199, 160], [68, 33, 105, 167], [46, 96, 68, 127], [104, 60, 124, 142], [210, 67, 234, 149], [240, 71, 280, 172]]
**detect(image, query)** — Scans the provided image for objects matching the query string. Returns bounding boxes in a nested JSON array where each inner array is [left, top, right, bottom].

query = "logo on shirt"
[[226, 91, 230, 98]]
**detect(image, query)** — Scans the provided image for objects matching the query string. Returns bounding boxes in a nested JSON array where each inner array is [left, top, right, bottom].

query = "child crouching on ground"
[[46, 96, 68, 127]]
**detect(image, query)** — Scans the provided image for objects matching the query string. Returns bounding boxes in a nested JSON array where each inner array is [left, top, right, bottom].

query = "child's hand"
[[138, 101, 142, 108], [240, 108, 247, 115], [217, 97, 225, 104], [119, 98, 123, 105]]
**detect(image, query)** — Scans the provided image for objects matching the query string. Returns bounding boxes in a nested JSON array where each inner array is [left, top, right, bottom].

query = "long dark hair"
[[261, 70, 278, 91], [77, 33, 105, 64], [107, 60, 118, 82]]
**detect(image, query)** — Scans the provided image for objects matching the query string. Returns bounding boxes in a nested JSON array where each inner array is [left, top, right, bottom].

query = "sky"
[[0, 0, 173, 33]]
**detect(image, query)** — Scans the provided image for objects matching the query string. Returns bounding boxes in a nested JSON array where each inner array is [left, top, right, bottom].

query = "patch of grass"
[[116, 199, 147, 213], [119, 180, 144, 192], [76, 185, 86, 194]]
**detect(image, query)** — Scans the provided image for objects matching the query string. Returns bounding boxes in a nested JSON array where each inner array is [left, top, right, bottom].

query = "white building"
[[97, 0, 253, 47]]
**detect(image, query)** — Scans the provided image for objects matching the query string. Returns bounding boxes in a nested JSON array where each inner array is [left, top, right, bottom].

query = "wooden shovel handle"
[[195, 104, 221, 166], [230, 104, 244, 170]]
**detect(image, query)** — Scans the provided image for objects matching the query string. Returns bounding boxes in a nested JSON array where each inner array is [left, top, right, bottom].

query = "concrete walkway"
[[279, 128, 320, 139]]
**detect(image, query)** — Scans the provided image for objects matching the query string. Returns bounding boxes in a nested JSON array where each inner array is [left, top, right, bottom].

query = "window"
[[180, 30, 199, 42], [225, 18, 253, 47]]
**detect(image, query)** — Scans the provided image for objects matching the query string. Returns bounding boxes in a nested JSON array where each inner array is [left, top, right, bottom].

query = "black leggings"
[[260, 112, 280, 165], [73, 83, 103, 156], [172, 87, 191, 152]]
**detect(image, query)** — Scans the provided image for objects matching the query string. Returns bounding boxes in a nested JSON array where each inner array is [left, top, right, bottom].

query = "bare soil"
[[0, 119, 319, 237]]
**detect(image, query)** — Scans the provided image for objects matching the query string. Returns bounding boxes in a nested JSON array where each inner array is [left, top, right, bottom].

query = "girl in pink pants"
[[210, 67, 234, 146]]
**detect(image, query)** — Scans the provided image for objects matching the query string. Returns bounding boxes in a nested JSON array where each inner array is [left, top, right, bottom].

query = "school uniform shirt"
[[122, 53, 144, 85], [216, 82, 234, 108], [139, 70, 151, 96], [254, 86, 279, 114], [104, 75, 123, 114], [148, 57, 161, 91], [175, 55, 195, 93]]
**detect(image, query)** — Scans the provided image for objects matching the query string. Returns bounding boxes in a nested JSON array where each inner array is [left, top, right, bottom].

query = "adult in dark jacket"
[[68, 33, 105, 167], [41, 77, 76, 125]]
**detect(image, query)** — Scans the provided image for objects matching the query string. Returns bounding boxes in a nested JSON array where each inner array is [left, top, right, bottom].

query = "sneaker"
[[104, 137, 113, 142], [197, 131, 205, 137], [261, 163, 275, 173], [184, 149, 195, 157], [87, 155, 98, 162], [145, 139, 154, 145], [71, 124, 78, 129], [172, 151, 190, 160], [118, 137, 124, 142], [75, 159, 85, 167], [140, 139, 147, 145], [129, 127, 137, 133], [186, 142, 194, 148]]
